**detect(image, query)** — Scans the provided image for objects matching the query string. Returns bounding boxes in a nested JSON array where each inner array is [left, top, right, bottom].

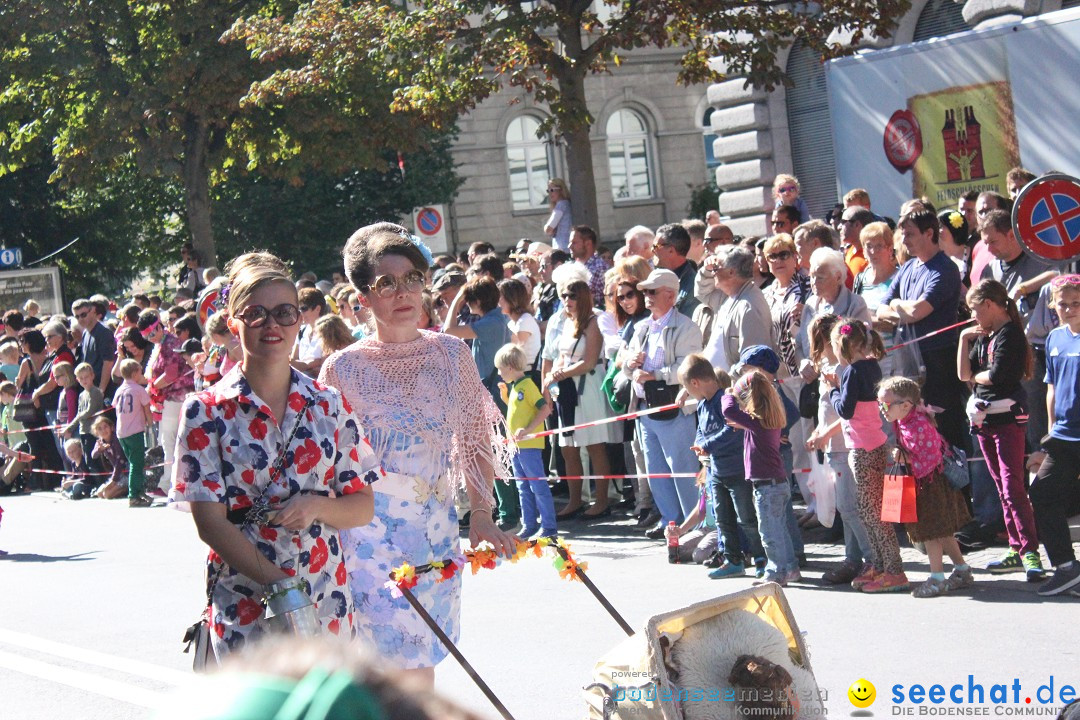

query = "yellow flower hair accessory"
[[948, 212, 964, 230]]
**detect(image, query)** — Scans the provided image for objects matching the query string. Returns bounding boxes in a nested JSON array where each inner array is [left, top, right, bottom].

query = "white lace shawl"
[[318, 330, 511, 507]]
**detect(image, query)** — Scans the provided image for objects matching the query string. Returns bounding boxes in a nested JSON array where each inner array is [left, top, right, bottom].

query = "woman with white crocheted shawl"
[[320, 222, 517, 685]]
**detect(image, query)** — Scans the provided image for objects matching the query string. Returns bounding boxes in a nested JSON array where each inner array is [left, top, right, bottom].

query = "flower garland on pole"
[[385, 536, 587, 596]]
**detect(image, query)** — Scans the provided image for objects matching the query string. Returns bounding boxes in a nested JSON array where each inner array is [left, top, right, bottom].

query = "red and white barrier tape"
[[497, 472, 699, 482], [885, 318, 975, 353], [516, 399, 699, 442], [15, 461, 172, 478]]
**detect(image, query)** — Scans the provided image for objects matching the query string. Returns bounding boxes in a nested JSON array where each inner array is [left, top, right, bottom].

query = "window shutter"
[[786, 40, 836, 220], [913, 0, 971, 42]]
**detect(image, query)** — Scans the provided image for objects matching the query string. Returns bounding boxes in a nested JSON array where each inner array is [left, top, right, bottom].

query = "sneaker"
[[851, 564, 879, 590], [912, 577, 949, 598], [497, 518, 520, 532], [753, 557, 767, 579], [783, 569, 802, 584], [1036, 562, 1080, 597], [986, 550, 1023, 574], [822, 559, 862, 585], [1022, 552, 1046, 582], [708, 562, 746, 579], [946, 566, 975, 591], [761, 572, 787, 587], [128, 495, 153, 508], [516, 527, 539, 541], [862, 572, 910, 593]]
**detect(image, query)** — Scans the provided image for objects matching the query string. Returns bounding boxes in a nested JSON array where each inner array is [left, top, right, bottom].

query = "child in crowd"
[[60, 437, 97, 500], [1028, 274, 1080, 596], [52, 362, 80, 471], [772, 174, 810, 223], [681, 354, 765, 579], [496, 343, 557, 540], [0, 341, 20, 384], [0, 381, 25, 450], [958, 279, 1044, 580], [113, 358, 153, 508], [826, 319, 907, 593], [65, 363, 105, 467], [721, 369, 797, 586], [878, 376, 973, 597], [90, 416, 128, 500], [805, 313, 874, 585], [732, 345, 806, 567]]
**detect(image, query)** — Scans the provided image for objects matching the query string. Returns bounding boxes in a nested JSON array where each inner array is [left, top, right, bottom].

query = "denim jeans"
[[780, 443, 805, 556], [753, 480, 797, 575], [638, 413, 700, 525], [710, 470, 764, 564], [513, 448, 557, 536], [829, 451, 871, 565]]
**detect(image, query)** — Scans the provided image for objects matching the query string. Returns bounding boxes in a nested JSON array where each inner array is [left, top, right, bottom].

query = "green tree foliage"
[[0, 0, 460, 269], [233, 0, 910, 232]]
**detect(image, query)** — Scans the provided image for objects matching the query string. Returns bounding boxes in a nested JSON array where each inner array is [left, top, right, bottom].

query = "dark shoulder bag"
[[640, 328, 680, 421]]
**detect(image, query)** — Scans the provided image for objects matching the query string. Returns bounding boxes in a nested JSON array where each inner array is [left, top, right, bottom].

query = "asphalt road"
[[1, 490, 1078, 720]]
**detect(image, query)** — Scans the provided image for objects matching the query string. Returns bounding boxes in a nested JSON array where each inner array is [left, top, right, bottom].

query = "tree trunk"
[[182, 114, 217, 269], [554, 71, 600, 235]]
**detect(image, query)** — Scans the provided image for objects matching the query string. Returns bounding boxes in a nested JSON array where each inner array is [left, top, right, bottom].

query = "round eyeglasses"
[[234, 304, 300, 328], [360, 270, 426, 298]]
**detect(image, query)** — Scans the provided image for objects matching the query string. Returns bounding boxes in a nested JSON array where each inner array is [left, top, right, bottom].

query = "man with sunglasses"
[[770, 205, 800, 237], [72, 298, 117, 398], [652, 223, 700, 317]]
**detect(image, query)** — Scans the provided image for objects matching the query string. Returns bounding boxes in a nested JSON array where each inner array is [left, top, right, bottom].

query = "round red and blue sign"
[[415, 207, 443, 236], [1012, 173, 1080, 264]]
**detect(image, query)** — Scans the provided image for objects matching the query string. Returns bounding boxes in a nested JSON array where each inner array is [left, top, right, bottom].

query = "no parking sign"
[[1012, 173, 1080, 264], [411, 205, 449, 253]]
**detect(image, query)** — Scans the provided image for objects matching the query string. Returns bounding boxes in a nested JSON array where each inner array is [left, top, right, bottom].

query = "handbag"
[[13, 392, 42, 424], [642, 380, 680, 421], [798, 381, 820, 420], [601, 360, 631, 414], [181, 395, 315, 671], [940, 442, 970, 491], [881, 457, 918, 524]]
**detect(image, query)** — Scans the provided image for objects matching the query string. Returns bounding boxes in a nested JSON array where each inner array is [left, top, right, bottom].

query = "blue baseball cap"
[[733, 344, 781, 376]]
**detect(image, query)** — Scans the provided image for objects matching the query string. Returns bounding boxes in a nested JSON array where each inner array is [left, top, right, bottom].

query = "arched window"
[[702, 106, 720, 178], [606, 109, 654, 201], [913, 0, 970, 42], [505, 115, 554, 211], [785, 39, 836, 219]]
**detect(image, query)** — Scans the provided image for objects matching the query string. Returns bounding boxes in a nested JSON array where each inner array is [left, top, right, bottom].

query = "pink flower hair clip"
[[839, 323, 854, 336]]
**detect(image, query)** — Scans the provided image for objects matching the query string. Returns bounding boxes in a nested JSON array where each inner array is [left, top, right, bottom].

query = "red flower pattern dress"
[[171, 366, 380, 658]]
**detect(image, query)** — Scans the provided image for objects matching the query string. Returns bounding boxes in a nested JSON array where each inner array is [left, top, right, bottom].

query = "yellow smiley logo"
[[848, 679, 876, 708]]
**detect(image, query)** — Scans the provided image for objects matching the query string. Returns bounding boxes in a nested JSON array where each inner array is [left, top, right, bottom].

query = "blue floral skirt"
[[342, 473, 459, 668]]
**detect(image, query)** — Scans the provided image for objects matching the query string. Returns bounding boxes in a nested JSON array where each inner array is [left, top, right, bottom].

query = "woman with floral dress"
[[320, 222, 517, 685], [171, 252, 379, 660]]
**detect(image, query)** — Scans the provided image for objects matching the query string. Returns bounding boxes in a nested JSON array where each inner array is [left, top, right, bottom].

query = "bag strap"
[[203, 394, 317, 607]]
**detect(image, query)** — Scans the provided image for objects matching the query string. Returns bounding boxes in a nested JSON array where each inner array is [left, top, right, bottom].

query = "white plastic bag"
[[807, 455, 836, 528]]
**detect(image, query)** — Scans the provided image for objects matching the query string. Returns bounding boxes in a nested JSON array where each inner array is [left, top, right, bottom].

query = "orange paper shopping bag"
[[881, 467, 917, 523]]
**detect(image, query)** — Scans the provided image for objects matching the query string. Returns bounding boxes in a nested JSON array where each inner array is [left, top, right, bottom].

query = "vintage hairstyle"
[[898, 206, 940, 245], [462, 276, 501, 314], [967, 279, 1034, 380], [678, 353, 720, 386], [118, 357, 142, 379], [343, 222, 429, 291], [807, 312, 840, 368], [733, 370, 786, 430], [314, 314, 356, 356], [831, 319, 886, 362], [493, 342, 527, 373], [223, 251, 295, 317], [497, 278, 532, 317], [877, 375, 922, 407]]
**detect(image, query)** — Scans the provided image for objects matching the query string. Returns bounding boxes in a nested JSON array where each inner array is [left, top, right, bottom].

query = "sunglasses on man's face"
[[234, 303, 300, 329], [75, 311, 90, 320], [770, 220, 786, 228]]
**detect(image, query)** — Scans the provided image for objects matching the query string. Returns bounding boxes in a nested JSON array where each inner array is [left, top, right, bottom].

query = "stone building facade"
[[445, 46, 716, 252], [442, 0, 1078, 254]]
